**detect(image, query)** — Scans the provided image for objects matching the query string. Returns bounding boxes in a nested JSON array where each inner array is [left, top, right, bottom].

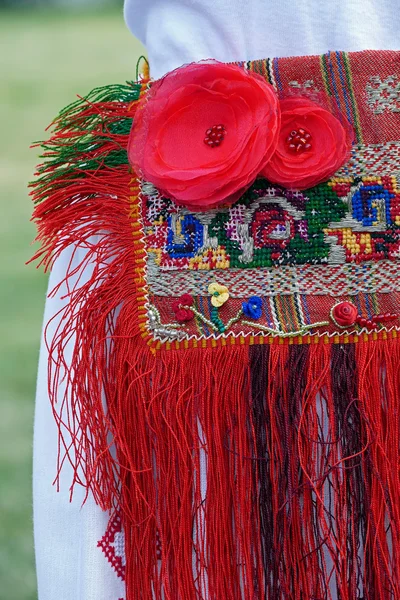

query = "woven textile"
[[133, 51, 400, 347]]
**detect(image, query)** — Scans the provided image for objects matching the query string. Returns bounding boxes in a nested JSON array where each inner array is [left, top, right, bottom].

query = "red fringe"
[[30, 86, 143, 510], [105, 337, 400, 599], [30, 85, 400, 599]]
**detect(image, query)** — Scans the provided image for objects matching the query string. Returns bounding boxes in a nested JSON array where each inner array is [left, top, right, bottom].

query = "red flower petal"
[[172, 294, 195, 322], [261, 97, 353, 190], [128, 60, 280, 211]]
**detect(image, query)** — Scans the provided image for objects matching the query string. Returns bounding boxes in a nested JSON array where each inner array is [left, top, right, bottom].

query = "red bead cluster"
[[331, 301, 398, 330], [356, 313, 397, 329], [204, 124, 226, 148], [286, 128, 312, 154]]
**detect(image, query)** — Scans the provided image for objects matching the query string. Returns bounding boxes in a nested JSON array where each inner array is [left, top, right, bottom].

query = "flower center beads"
[[204, 124, 226, 148], [286, 128, 312, 153]]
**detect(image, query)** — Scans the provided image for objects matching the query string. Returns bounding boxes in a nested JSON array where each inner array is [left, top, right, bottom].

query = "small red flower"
[[261, 97, 353, 189], [172, 293, 194, 322], [330, 301, 358, 328], [128, 61, 280, 211]]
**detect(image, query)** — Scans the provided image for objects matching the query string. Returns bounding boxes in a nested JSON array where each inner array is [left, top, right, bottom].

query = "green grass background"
[[0, 9, 144, 599]]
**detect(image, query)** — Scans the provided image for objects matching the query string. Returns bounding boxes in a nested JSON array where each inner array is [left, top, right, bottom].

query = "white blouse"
[[33, 1, 400, 599], [124, 0, 400, 79]]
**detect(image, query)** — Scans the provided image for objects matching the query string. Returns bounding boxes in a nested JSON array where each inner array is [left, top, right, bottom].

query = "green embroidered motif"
[[208, 180, 348, 268], [144, 175, 400, 271]]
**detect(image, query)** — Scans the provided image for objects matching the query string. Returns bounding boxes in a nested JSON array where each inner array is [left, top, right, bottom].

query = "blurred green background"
[[0, 5, 144, 598]]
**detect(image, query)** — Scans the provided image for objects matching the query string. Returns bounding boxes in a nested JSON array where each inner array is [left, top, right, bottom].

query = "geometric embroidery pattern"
[[336, 142, 400, 177], [97, 513, 126, 582], [146, 259, 400, 298], [366, 75, 400, 114], [98, 514, 163, 584]]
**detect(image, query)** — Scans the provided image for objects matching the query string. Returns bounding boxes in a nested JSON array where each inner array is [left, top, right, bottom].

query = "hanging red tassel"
[[102, 334, 400, 599]]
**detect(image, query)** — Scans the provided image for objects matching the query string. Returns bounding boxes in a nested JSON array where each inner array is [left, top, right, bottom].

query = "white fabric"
[[34, 245, 125, 600], [33, 2, 400, 599], [124, 0, 400, 79]]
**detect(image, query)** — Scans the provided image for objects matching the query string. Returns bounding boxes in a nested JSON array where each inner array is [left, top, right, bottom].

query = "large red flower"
[[261, 97, 352, 190], [128, 61, 280, 211]]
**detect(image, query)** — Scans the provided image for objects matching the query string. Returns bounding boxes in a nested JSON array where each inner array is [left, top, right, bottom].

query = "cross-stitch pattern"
[[139, 174, 400, 342], [143, 175, 400, 271], [98, 513, 127, 582], [98, 513, 163, 582]]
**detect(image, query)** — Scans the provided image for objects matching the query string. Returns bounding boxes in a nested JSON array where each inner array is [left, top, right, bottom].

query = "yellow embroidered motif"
[[208, 282, 229, 307]]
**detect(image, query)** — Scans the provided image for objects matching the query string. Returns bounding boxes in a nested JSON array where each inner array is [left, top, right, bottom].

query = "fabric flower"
[[128, 61, 280, 211], [242, 296, 263, 319], [330, 301, 358, 328], [261, 97, 352, 189], [208, 282, 229, 307], [172, 293, 194, 322]]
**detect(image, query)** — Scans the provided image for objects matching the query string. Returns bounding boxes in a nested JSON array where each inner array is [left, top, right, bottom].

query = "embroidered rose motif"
[[262, 97, 352, 189], [330, 301, 358, 328], [208, 282, 229, 307], [128, 61, 280, 211], [172, 293, 194, 322], [242, 296, 263, 319], [251, 205, 294, 250]]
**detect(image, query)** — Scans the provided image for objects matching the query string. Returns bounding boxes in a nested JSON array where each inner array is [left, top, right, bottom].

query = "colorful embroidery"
[[146, 259, 400, 297], [143, 176, 400, 272]]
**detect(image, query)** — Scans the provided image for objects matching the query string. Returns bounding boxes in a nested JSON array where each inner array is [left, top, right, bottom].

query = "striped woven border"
[[242, 50, 400, 147]]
